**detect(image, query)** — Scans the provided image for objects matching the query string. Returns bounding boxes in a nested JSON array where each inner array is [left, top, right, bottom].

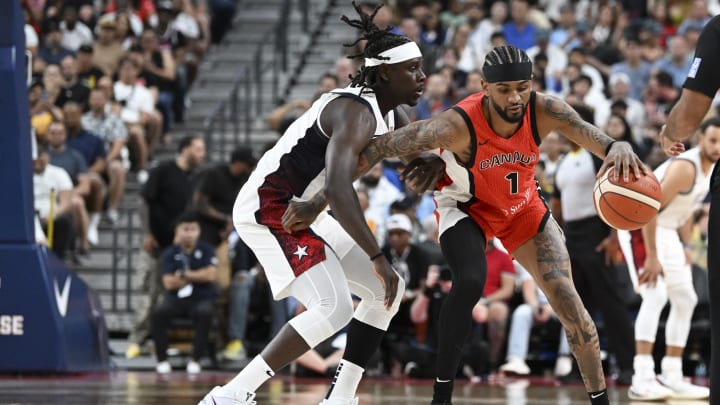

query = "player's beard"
[[490, 98, 526, 124], [701, 147, 720, 163]]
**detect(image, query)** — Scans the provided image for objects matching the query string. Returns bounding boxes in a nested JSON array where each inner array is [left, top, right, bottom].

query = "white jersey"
[[654, 147, 713, 229], [233, 86, 396, 223], [232, 86, 397, 298]]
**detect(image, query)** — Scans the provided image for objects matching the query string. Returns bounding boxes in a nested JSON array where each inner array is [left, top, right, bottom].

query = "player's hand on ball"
[[598, 141, 648, 182], [402, 153, 445, 193]]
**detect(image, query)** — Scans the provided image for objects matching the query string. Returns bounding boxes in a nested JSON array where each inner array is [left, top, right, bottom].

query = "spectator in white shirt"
[[59, 5, 94, 52], [114, 57, 163, 160], [25, 14, 39, 56], [33, 144, 87, 261]]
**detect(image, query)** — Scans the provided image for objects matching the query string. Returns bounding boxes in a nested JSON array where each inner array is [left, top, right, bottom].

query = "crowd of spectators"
[[29, 0, 237, 263]]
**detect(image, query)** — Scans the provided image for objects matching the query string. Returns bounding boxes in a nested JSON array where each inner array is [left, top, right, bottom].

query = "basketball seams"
[[599, 187, 661, 210], [599, 196, 646, 226]]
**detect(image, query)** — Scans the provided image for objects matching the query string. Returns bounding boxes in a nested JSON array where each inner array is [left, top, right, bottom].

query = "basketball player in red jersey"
[[285, 45, 647, 405]]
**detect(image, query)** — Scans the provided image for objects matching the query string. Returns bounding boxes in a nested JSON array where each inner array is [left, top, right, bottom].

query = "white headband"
[[364, 42, 422, 67]]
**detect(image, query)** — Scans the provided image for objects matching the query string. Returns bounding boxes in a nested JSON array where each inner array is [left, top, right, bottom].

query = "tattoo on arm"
[[543, 95, 614, 157], [361, 116, 460, 170]]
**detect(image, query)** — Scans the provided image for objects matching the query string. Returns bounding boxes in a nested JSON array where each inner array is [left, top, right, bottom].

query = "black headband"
[[482, 62, 533, 83]]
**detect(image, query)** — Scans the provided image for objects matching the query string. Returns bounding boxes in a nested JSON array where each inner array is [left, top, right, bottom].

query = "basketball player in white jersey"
[[618, 117, 720, 400], [199, 4, 426, 405]]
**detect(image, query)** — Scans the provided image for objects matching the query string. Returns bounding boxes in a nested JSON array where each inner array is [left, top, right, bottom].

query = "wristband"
[[423, 286, 434, 297], [604, 141, 617, 157], [370, 252, 384, 261]]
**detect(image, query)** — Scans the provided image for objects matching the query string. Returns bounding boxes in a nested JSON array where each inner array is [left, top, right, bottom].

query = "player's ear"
[[378, 64, 390, 82]]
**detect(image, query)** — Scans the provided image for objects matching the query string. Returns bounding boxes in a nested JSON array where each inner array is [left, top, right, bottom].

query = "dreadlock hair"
[[483, 45, 531, 68], [341, 1, 412, 88]]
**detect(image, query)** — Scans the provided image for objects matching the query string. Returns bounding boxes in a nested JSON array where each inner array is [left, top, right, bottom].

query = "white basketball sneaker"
[[499, 357, 531, 375], [628, 375, 673, 401], [657, 374, 710, 400], [319, 397, 359, 405], [198, 386, 256, 405]]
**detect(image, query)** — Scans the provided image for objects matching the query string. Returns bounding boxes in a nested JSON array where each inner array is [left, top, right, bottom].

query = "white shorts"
[[234, 211, 357, 299]]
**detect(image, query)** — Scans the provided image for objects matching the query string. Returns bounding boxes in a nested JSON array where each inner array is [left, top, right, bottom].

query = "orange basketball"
[[593, 167, 662, 230]]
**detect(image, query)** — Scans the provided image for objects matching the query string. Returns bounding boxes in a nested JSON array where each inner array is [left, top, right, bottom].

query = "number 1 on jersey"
[[505, 172, 519, 194]]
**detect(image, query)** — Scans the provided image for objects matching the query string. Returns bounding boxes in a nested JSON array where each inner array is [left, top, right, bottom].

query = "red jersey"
[[483, 247, 515, 297], [435, 91, 549, 253]]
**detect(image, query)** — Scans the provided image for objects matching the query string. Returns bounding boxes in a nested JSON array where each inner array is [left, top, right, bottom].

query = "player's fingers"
[[621, 156, 630, 182], [596, 160, 612, 179], [281, 205, 294, 224], [385, 280, 398, 309], [296, 218, 311, 231], [282, 216, 295, 233], [631, 158, 642, 179], [281, 216, 292, 233]]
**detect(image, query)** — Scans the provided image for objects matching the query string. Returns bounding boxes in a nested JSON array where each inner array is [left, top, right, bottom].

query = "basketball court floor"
[[0, 372, 710, 404]]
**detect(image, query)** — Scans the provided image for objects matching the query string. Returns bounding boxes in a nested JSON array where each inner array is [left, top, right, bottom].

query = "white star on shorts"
[[293, 245, 309, 260]]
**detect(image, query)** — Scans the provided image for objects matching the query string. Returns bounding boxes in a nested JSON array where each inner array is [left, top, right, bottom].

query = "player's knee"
[[668, 284, 697, 312], [109, 160, 124, 176], [292, 294, 354, 347], [321, 293, 354, 332], [451, 268, 484, 299], [641, 284, 669, 309], [513, 303, 533, 321], [352, 276, 404, 331]]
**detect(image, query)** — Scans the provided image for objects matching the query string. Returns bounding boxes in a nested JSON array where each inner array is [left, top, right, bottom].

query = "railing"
[[109, 207, 137, 312], [202, 0, 315, 162]]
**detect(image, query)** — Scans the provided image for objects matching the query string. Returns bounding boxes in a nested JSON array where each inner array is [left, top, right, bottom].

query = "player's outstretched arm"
[[360, 108, 468, 172], [538, 93, 647, 181], [282, 109, 463, 234]]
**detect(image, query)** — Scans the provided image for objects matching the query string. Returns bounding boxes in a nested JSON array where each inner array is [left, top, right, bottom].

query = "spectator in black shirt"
[[152, 210, 218, 374], [38, 20, 75, 66], [194, 146, 256, 247], [143, 135, 206, 251], [75, 45, 105, 90], [56, 55, 91, 108]]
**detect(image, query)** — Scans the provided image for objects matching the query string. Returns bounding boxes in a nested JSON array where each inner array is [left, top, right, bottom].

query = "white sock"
[[634, 354, 655, 379], [326, 360, 364, 400], [89, 213, 101, 228], [223, 355, 274, 395], [661, 356, 683, 379]]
